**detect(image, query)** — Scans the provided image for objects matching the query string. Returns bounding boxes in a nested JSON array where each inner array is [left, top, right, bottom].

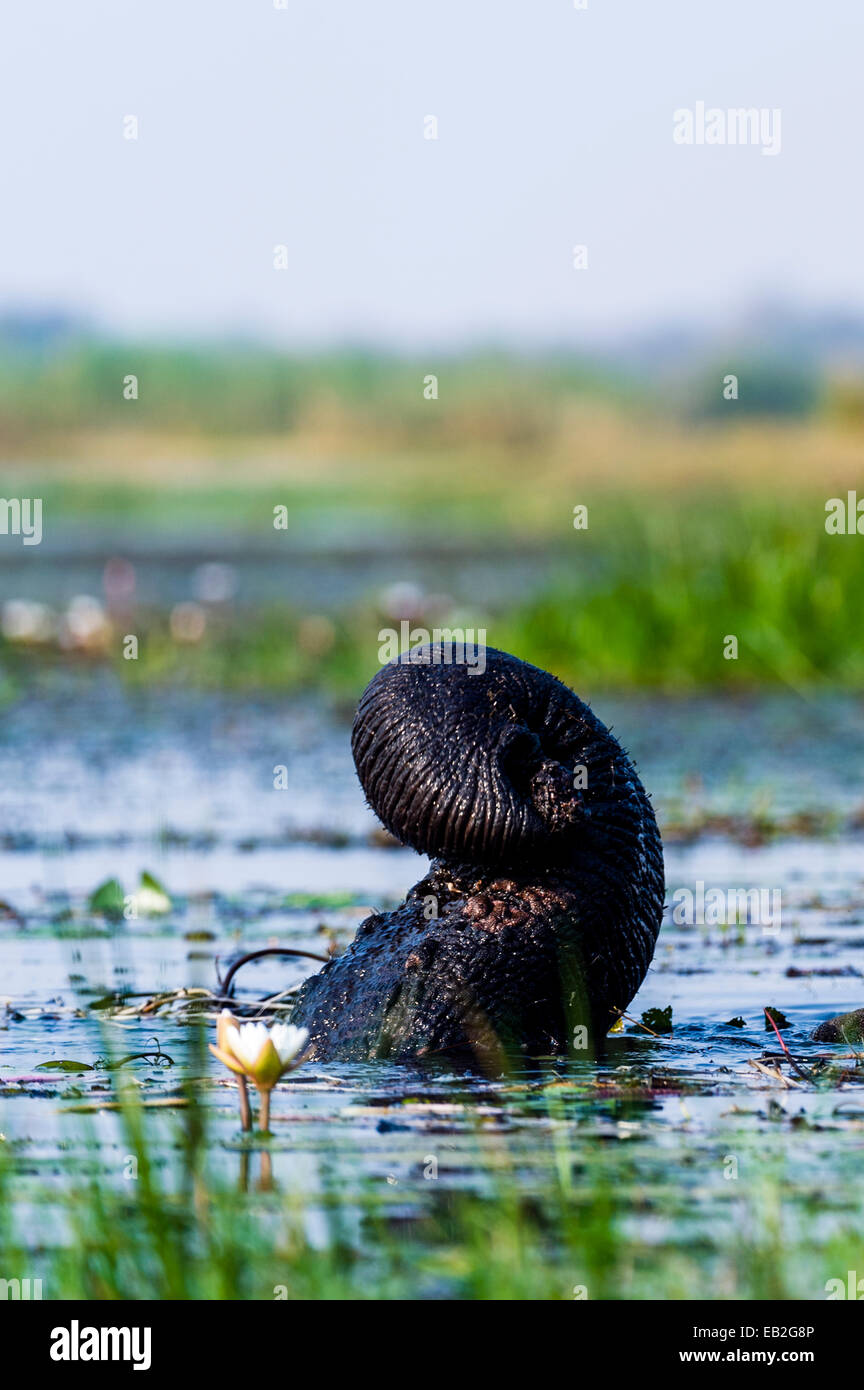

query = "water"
[[2, 680, 864, 1283]]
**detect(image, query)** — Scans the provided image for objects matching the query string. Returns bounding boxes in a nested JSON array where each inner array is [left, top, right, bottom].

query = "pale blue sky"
[[1, 0, 861, 346]]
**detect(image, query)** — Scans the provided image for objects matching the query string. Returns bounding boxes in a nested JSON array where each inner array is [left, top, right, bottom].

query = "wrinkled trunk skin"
[[291, 645, 665, 1062]]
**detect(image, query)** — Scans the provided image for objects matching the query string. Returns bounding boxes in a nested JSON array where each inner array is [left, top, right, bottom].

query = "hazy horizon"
[[2, 0, 863, 350]]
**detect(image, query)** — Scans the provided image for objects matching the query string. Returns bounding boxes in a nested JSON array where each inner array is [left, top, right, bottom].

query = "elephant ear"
[[351, 644, 617, 868]]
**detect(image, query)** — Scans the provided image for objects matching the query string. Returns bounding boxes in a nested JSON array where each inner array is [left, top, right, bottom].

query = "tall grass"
[[2, 494, 858, 695], [3, 1047, 863, 1300], [500, 495, 864, 691]]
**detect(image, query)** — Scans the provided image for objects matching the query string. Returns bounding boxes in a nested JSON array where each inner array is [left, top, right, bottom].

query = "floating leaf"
[[36, 1060, 94, 1072], [283, 891, 357, 910], [87, 992, 126, 1011], [88, 877, 125, 919]]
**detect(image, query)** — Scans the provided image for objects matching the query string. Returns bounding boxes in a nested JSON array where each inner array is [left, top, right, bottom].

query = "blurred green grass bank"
[[0, 343, 862, 698]]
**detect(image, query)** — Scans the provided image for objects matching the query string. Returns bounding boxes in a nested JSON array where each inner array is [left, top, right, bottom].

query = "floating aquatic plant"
[[88, 871, 172, 922], [129, 871, 172, 917]]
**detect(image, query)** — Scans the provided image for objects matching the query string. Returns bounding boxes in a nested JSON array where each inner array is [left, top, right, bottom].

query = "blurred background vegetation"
[[1, 317, 863, 702]]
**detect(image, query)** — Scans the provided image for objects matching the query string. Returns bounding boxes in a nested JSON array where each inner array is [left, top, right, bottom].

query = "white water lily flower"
[[209, 1011, 309, 1091], [267, 1023, 309, 1067], [129, 886, 171, 917]]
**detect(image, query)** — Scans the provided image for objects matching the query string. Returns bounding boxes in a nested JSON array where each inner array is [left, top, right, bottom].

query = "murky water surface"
[[2, 683, 864, 1280]]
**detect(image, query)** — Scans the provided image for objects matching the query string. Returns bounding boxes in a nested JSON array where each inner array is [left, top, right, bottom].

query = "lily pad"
[[36, 1060, 94, 1072], [88, 877, 125, 920], [282, 891, 358, 910]]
